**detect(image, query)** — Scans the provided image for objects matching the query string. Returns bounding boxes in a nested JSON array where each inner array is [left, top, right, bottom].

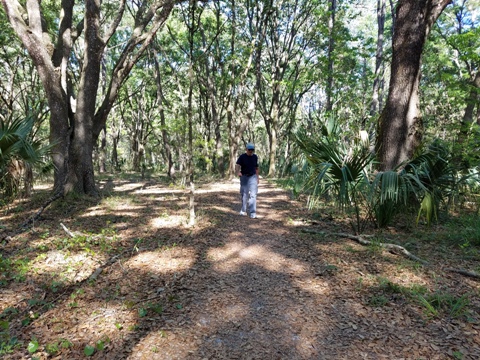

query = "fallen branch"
[[86, 254, 124, 282], [445, 268, 480, 279], [302, 229, 429, 265], [2, 191, 63, 242], [60, 222, 115, 242], [60, 222, 77, 238]]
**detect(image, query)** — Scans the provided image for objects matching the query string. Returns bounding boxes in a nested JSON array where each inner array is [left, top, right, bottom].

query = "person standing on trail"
[[235, 142, 259, 219]]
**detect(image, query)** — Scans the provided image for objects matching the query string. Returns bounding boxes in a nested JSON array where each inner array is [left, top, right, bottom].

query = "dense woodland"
[[1, 1, 480, 358], [0, 0, 479, 230], [1, 0, 479, 228]]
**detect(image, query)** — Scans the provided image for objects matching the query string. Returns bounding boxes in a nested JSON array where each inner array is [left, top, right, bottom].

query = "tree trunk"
[[225, 0, 256, 177], [98, 126, 107, 173], [186, 0, 198, 226], [1, 0, 73, 194], [462, 71, 480, 127], [1, 0, 178, 196], [64, 0, 102, 196], [370, 0, 386, 117], [326, 0, 336, 113], [455, 70, 480, 168], [153, 48, 175, 179], [91, 1, 177, 143], [376, 0, 452, 171]]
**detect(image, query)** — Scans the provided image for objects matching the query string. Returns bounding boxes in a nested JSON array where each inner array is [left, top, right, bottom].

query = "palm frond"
[[294, 123, 374, 211], [1, 117, 52, 199]]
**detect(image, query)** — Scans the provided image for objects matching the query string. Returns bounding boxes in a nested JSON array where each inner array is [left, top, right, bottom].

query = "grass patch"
[[51, 226, 117, 253], [0, 255, 32, 285], [366, 277, 472, 319], [417, 291, 470, 319], [0, 320, 20, 355]]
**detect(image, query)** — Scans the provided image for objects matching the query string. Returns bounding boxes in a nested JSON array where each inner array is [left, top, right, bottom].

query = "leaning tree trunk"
[[376, 0, 452, 171]]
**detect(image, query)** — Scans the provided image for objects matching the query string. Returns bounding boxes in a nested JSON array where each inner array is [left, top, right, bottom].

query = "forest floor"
[[1, 176, 479, 359]]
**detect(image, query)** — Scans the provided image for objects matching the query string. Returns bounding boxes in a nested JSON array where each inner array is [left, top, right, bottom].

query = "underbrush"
[[365, 277, 473, 320]]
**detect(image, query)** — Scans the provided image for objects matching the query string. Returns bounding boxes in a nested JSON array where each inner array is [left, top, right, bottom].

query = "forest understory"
[[1, 177, 479, 359]]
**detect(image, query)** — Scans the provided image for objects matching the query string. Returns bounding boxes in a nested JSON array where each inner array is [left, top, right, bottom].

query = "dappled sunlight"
[[208, 242, 309, 277], [126, 249, 195, 274], [33, 250, 105, 283], [196, 181, 240, 193], [293, 277, 330, 295], [81, 209, 143, 218], [150, 215, 187, 228], [386, 267, 430, 288], [71, 303, 134, 334], [208, 241, 331, 296], [208, 241, 244, 262], [1, 179, 478, 359], [132, 188, 186, 196], [83, 203, 145, 217], [129, 329, 198, 359], [210, 205, 237, 213], [0, 284, 35, 312], [36, 300, 137, 352], [110, 183, 145, 192]]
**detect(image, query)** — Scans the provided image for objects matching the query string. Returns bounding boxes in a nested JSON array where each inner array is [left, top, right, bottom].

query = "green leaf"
[[84, 345, 96, 356], [96, 340, 105, 351], [0, 320, 9, 330], [27, 340, 39, 353]]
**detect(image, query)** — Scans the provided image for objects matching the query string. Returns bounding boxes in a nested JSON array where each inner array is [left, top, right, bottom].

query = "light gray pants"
[[240, 175, 258, 215]]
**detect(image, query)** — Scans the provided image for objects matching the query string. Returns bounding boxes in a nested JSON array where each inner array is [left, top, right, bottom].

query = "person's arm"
[[235, 163, 242, 176], [256, 167, 259, 183]]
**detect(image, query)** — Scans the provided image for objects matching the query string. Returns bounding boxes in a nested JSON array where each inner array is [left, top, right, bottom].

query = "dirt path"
[[1, 179, 479, 359]]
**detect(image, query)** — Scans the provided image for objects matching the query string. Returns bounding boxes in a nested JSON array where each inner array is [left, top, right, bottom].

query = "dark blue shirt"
[[236, 153, 258, 176]]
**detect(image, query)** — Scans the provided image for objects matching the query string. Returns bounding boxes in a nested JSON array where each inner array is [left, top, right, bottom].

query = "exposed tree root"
[[445, 268, 480, 279], [302, 228, 429, 265], [302, 229, 480, 279]]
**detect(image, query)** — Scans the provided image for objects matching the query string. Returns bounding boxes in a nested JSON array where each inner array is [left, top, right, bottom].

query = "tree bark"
[[376, 0, 452, 171], [370, 0, 386, 117], [326, 0, 336, 113], [153, 48, 175, 179], [64, 0, 102, 195], [462, 70, 480, 127], [1, 0, 73, 194]]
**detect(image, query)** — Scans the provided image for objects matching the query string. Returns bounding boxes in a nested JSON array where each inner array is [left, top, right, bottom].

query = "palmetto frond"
[[1, 117, 52, 199], [295, 123, 373, 209]]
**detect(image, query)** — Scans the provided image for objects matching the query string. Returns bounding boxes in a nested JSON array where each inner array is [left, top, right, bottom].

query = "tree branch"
[[302, 229, 429, 265]]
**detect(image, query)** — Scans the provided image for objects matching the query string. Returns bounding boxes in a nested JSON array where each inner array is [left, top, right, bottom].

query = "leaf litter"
[[0, 179, 479, 359]]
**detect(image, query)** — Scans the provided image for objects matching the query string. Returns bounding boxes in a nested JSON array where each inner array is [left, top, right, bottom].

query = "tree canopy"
[[0, 0, 478, 193]]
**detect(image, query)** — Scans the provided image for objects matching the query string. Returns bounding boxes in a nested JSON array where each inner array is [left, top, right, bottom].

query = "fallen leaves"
[[0, 180, 479, 359]]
